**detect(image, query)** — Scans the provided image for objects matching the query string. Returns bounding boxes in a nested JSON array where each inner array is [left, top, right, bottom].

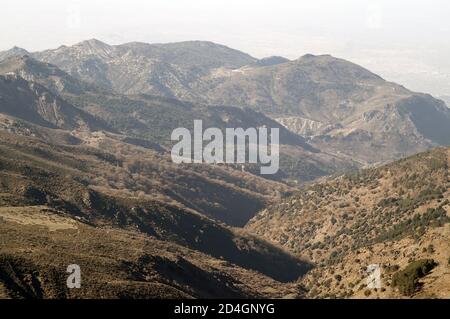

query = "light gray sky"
[[2, 0, 450, 96]]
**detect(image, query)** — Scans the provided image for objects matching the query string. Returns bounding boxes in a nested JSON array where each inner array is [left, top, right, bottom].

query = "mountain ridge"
[[0, 54, 355, 184], [2, 39, 447, 165], [0, 73, 110, 131]]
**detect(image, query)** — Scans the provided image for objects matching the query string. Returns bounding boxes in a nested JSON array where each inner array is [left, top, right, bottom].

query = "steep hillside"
[[197, 54, 386, 118], [0, 206, 307, 298], [0, 128, 313, 291], [0, 126, 295, 228], [247, 147, 450, 298], [0, 55, 98, 96], [195, 54, 450, 164], [0, 74, 108, 131], [32, 39, 256, 100]]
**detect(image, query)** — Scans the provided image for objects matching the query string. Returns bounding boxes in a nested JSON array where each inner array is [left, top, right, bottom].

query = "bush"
[[392, 259, 436, 295], [374, 207, 449, 243], [386, 264, 400, 273]]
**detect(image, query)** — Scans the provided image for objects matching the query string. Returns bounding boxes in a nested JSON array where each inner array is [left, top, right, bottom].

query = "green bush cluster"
[[392, 259, 436, 295], [374, 207, 449, 243]]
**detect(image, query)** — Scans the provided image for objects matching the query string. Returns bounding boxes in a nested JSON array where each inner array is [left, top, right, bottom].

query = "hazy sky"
[[2, 0, 450, 96]]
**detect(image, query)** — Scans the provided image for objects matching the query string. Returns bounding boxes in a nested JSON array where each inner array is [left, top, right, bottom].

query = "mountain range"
[[2, 39, 449, 166], [0, 53, 356, 184], [0, 39, 449, 299]]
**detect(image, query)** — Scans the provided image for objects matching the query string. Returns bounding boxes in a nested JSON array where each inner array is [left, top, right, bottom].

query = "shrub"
[[392, 259, 437, 295], [386, 264, 400, 273]]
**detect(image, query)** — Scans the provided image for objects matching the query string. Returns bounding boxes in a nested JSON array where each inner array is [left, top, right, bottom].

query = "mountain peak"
[[254, 56, 290, 67], [294, 53, 348, 66], [294, 53, 384, 83], [158, 40, 231, 48], [72, 38, 114, 57], [74, 39, 112, 53], [0, 46, 30, 61], [0, 54, 55, 72], [76, 38, 110, 47], [298, 53, 335, 61], [0, 54, 39, 73], [11, 46, 28, 52]]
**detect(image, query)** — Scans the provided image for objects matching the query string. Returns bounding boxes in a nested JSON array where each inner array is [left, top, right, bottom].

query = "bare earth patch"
[[0, 206, 78, 231]]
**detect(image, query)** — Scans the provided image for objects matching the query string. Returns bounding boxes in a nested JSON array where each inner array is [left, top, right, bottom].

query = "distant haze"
[[2, 0, 450, 96]]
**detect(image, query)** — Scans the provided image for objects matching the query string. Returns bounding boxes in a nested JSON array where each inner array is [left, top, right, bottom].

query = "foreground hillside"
[[0, 127, 313, 298], [247, 148, 450, 298], [0, 206, 306, 298]]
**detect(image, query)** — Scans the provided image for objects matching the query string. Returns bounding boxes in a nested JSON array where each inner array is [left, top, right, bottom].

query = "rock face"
[[3, 40, 446, 165], [276, 117, 325, 137]]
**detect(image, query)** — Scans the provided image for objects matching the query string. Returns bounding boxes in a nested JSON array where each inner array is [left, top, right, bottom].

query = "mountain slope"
[[197, 54, 386, 118], [246, 147, 450, 298], [0, 47, 29, 61], [0, 74, 108, 131], [195, 54, 450, 163], [0, 55, 100, 96], [32, 39, 256, 100], [0, 205, 307, 298], [19, 41, 450, 165], [0, 123, 295, 227], [0, 55, 355, 183], [0, 128, 312, 285]]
